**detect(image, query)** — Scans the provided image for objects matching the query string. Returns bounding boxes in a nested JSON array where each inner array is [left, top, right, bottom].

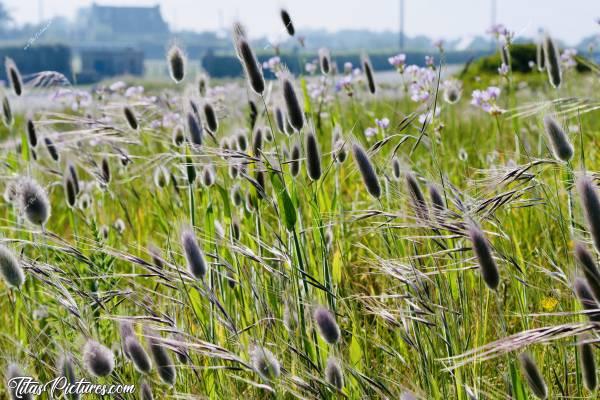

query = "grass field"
[[1, 21, 600, 400]]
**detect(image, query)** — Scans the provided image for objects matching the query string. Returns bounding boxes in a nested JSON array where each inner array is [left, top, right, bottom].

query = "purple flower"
[[364, 127, 377, 139], [471, 86, 504, 115], [343, 62, 353, 75], [561, 48, 578, 68], [388, 54, 406, 69], [375, 117, 390, 129], [425, 55, 434, 67], [305, 62, 317, 74], [498, 63, 509, 76], [433, 39, 444, 50]]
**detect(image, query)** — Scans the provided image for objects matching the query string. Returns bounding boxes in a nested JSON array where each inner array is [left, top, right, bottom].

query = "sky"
[[2, 0, 599, 45]]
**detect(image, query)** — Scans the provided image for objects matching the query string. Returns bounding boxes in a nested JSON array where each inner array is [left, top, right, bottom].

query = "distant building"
[[0, 45, 72, 82], [78, 48, 144, 84], [76, 3, 169, 41]]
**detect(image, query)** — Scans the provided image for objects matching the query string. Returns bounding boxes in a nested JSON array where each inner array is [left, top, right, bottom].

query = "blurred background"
[[0, 0, 597, 84]]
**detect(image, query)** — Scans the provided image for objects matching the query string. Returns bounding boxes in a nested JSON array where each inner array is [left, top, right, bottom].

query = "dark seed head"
[[203, 103, 218, 134], [325, 356, 344, 390], [578, 176, 600, 254], [305, 131, 321, 180], [145, 327, 176, 386], [536, 39, 545, 71], [575, 242, 600, 302], [575, 277, 600, 322], [123, 106, 138, 130], [237, 131, 248, 151], [290, 142, 301, 177], [275, 107, 285, 133], [26, 119, 37, 148], [363, 55, 376, 94], [319, 48, 331, 75], [7, 363, 32, 400], [518, 353, 548, 399], [140, 381, 154, 400], [2, 96, 12, 127], [236, 37, 264, 95], [64, 172, 76, 209], [17, 178, 50, 226], [0, 244, 24, 288], [83, 340, 115, 377], [252, 128, 263, 156], [543, 115, 572, 162], [248, 100, 258, 130], [44, 137, 59, 161], [543, 34, 561, 88], [101, 157, 111, 185], [313, 306, 340, 344], [352, 143, 381, 199], [173, 125, 185, 146], [57, 354, 79, 400], [467, 223, 499, 290], [187, 112, 203, 146], [168, 45, 185, 83], [68, 162, 80, 195], [250, 345, 280, 380], [282, 77, 304, 132], [181, 228, 207, 280], [125, 335, 152, 374], [406, 172, 428, 220], [185, 156, 196, 184], [5, 58, 23, 96], [280, 9, 295, 36], [579, 335, 597, 392]]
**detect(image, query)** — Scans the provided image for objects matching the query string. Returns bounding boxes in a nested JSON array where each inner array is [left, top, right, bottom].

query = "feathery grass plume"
[[6, 363, 32, 400], [187, 111, 203, 146], [237, 131, 248, 151], [26, 119, 37, 147], [17, 177, 50, 226], [577, 176, 600, 253], [145, 327, 176, 386], [231, 184, 243, 206], [203, 102, 218, 134], [281, 73, 304, 131], [0, 244, 24, 288], [290, 142, 301, 177], [352, 143, 381, 199], [172, 125, 185, 146], [325, 356, 344, 390], [575, 242, 600, 301], [140, 380, 154, 400], [101, 157, 111, 185], [518, 353, 548, 399], [123, 106, 138, 130], [362, 54, 376, 94], [83, 339, 115, 377], [124, 335, 152, 374], [67, 162, 80, 195], [305, 130, 322, 180], [201, 165, 215, 187], [57, 354, 79, 400], [280, 9, 295, 36], [44, 137, 59, 161], [181, 228, 207, 280], [234, 24, 264, 95], [275, 107, 285, 133], [542, 115, 572, 162], [543, 33, 561, 88], [536, 39, 545, 71], [5, 57, 23, 96], [248, 100, 258, 129], [319, 48, 331, 75], [467, 222, 499, 290], [579, 335, 597, 391], [252, 128, 263, 156], [64, 172, 76, 209], [167, 45, 185, 83], [250, 345, 280, 381], [574, 277, 600, 322], [198, 73, 208, 97], [406, 171, 428, 220], [2, 95, 12, 127], [314, 306, 340, 344]]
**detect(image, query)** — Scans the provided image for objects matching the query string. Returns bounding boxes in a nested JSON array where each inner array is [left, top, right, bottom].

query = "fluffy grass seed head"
[[0, 244, 24, 288], [167, 45, 186, 83], [305, 129, 322, 180], [543, 34, 561, 88], [26, 119, 37, 148], [518, 352, 548, 399], [574, 277, 600, 322], [57, 354, 79, 400], [542, 115, 572, 162], [187, 111, 203, 146], [17, 177, 50, 226], [281, 73, 304, 132], [578, 335, 597, 392], [5, 57, 23, 96], [325, 356, 344, 390], [574, 242, 600, 302], [250, 345, 280, 381], [319, 48, 331, 75], [123, 106, 138, 130], [234, 26, 264, 95], [2, 95, 12, 127], [140, 380, 154, 400], [280, 9, 295, 36], [203, 102, 218, 134], [313, 306, 340, 344], [124, 335, 152, 374], [290, 142, 301, 177], [83, 339, 115, 377], [362, 54, 376, 94], [7, 363, 32, 400], [352, 143, 381, 199], [181, 228, 207, 280], [44, 137, 59, 162], [577, 176, 600, 254], [467, 222, 500, 290], [145, 327, 176, 386]]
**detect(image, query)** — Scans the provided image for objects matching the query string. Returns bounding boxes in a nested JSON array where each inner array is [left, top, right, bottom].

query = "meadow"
[[0, 10, 600, 400]]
